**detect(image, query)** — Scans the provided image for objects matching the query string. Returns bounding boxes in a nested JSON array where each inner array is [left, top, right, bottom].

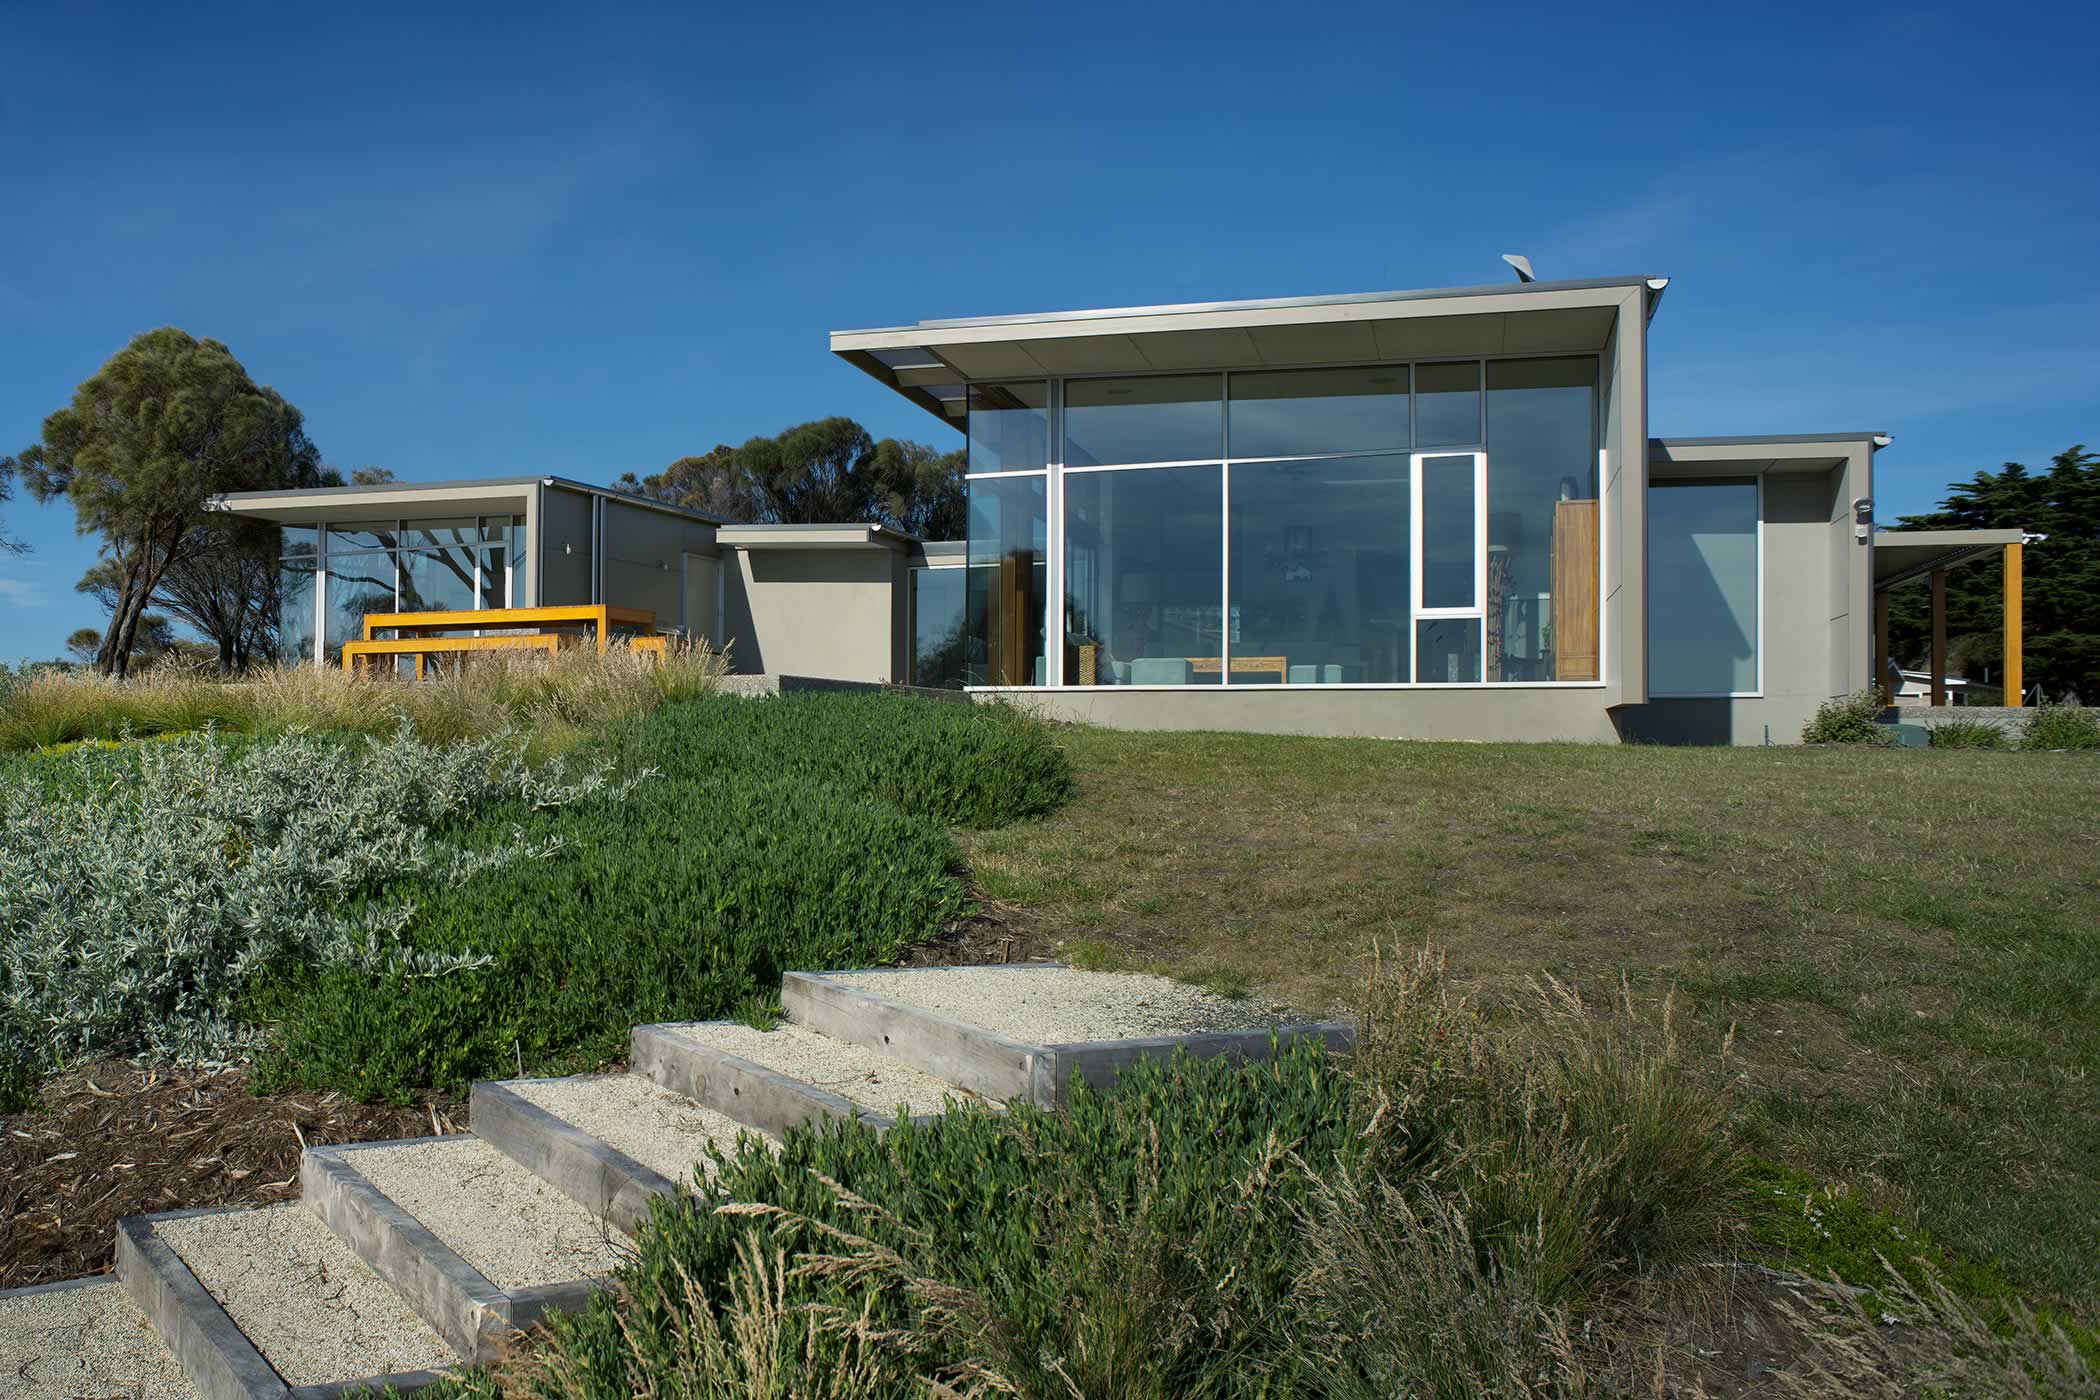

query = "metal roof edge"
[[1651, 433, 1893, 449], [831, 274, 1665, 340]]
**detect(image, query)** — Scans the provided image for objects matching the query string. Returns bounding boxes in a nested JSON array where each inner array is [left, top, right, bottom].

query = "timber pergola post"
[[2002, 540, 2024, 707]]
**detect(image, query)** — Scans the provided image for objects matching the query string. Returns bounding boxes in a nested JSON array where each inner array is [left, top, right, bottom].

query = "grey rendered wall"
[[1615, 459, 1871, 745], [539, 488, 595, 605], [721, 546, 902, 682], [602, 501, 715, 630], [990, 686, 1619, 742], [1830, 444, 1874, 694], [1599, 294, 1649, 708]]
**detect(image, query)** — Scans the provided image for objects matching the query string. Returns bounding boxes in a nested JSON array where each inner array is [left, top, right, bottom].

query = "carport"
[[1872, 528, 2029, 706]]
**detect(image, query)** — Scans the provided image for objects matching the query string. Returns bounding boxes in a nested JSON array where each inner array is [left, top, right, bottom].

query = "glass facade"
[[1648, 480, 1759, 695], [281, 515, 524, 665], [1064, 465, 1223, 685], [963, 475, 1047, 686], [965, 356, 1599, 689], [909, 566, 968, 688]]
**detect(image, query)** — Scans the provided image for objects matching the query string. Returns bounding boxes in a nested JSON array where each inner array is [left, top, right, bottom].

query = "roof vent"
[[1501, 253, 1536, 283]]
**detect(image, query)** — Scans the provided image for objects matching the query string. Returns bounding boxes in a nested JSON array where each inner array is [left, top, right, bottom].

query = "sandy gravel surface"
[[0, 1279, 202, 1400], [343, 1137, 623, 1290], [670, 1022, 992, 1116], [510, 1074, 765, 1186], [158, 1204, 454, 1387], [826, 967, 1293, 1045]]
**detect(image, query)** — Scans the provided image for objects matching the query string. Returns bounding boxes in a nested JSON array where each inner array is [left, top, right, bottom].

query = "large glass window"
[[1417, 454, 1479, 609], [909, 567, 968, 688], [1063, 375, 1221, 467], [1486, 358, 1598, 681], [1414, 362, 1482, 447], [324, 551, 395, 663], [1227, 367, 1409, 460], [965, 475, 1048, 686], [968, 381, 1050, 473], [1064, 465, 1223, 685], [1649, 480, 1759, 695], [276, 526, 318, 665], [1228, 455, 1410, 683]]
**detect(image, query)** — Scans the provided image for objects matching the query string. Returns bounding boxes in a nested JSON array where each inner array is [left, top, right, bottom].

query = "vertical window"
[[1486, 358, 1598, 681], [1412, 452, 1486, 682], [277, 525, 318, 666], [910, 566, 969, 688], [1648, 480, 1760, 695], [965, 475, 1048, 685], [1063, 465, 1223, 685], [1063, 375, 1222, 467], [968, 381, 1050, 473]]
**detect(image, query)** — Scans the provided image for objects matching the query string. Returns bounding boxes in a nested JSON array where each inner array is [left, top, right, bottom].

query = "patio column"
[[1929, 568, 1947, 707], [2003, 541, 2024, 707]]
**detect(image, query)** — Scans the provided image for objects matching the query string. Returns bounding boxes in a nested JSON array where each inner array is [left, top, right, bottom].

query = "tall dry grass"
[[0, 642, 727, 755]]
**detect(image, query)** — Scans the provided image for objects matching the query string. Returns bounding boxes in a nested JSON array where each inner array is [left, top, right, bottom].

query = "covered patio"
[[1872, 528, 2029, 706]]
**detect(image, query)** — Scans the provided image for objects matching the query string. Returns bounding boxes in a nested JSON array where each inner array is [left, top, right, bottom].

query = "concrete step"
[[471, 1073, 762, 1232], [0, 1275, 202, 1400], [635, 1020, 992, 1136], [303, 1135, 617, 1366], [784, 964, 1356, 1107], [117, 1203, 456, 1400]]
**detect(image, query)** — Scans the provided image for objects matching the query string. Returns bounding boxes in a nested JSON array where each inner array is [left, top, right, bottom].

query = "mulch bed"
[[0, 1063, 464, 1289]]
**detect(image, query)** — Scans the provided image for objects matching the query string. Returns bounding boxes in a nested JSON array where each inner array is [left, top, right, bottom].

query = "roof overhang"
[[1649, 434, 1891, 478], [714, 523, 916, 551], [208, 475, 729, 527], [834, 275, 1667, 429], [1873, 528, 2026, 591]]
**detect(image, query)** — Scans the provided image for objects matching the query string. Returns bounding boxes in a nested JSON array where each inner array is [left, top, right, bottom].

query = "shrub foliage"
[[1802, 689, 1896, 745], [2020, 703, 2100, 751], [0, 727, 630, 1085]]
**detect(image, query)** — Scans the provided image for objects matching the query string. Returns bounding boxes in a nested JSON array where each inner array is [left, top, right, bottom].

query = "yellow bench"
[[342, 632, 576, 678], [362, 604, 658, 654]]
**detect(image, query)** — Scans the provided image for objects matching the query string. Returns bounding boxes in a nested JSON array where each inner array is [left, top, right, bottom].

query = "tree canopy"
[[10, 329, 325, 675], [1886, 444, 2099, 702], [618, 417, 965, 539], [0, 456, 21, 555]]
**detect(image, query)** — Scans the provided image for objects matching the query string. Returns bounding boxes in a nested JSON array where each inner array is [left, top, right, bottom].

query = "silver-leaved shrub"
[[0, 725, 637, 1083]]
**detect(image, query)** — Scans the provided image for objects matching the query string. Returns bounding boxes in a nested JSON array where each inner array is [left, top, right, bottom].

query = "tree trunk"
[[96, 558, 144, 677]]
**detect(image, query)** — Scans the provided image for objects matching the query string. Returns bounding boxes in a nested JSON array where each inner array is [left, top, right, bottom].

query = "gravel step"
[[786, 965, 1354, 1107], [471, 1074, 762, 1232], [335, 1135, 625, 1292], [661, 1020, 992, 1119], [0, 1276, 201, 1400], [123, 1203, 455, 1399]]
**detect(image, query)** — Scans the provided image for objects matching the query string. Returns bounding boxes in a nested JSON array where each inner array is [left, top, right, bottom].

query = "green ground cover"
[[966, 728, 2100, 1308]]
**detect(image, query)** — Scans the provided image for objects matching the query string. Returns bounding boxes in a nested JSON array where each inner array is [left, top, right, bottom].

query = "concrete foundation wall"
[[987, 685, 1621, 742]]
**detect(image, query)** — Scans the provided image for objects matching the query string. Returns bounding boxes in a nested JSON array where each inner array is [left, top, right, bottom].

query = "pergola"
[[1872, 528, 2029, 706]]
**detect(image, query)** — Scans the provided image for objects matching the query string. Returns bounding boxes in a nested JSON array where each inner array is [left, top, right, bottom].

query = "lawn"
[[967, 728, 2100, 1305]]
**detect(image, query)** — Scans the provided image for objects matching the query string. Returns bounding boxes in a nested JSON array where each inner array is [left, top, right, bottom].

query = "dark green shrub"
[[1927, 717, 2008, 750], [249, 770, 967, 1099], [519, 1043, 1355, 1399], [1802, 689, 1896, 745], [2020, 704, 2100, 751], [634, 692, 1072, 828]]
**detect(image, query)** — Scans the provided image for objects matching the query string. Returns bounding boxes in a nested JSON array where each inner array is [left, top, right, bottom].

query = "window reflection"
[[1486, 358, 1597, 681], [1414, 362, 1481, 447], [1228, 367, 1408, 460], [965, 475, 1048, 686], [910, 567, 969, 688], [1063, 375, 1221, 467], [1063, 466, 1223, 685], [967, 381, 1050, 473], [1649, 480, 1758, 695], [1228, 456, 1410, 683]]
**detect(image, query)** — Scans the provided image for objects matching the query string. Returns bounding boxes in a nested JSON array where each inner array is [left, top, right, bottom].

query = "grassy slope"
[[967, 730, 2100, 1304]]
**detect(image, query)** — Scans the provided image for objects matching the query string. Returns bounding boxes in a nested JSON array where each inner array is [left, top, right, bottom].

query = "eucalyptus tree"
[[12, 329, 322, 675]]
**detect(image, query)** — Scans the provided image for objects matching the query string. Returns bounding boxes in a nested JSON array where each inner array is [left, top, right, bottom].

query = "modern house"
[[213, 272, 2026, 744]]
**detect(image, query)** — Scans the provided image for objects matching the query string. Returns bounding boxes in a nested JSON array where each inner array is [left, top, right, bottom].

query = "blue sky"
[[3, 2, 2095, 663]]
